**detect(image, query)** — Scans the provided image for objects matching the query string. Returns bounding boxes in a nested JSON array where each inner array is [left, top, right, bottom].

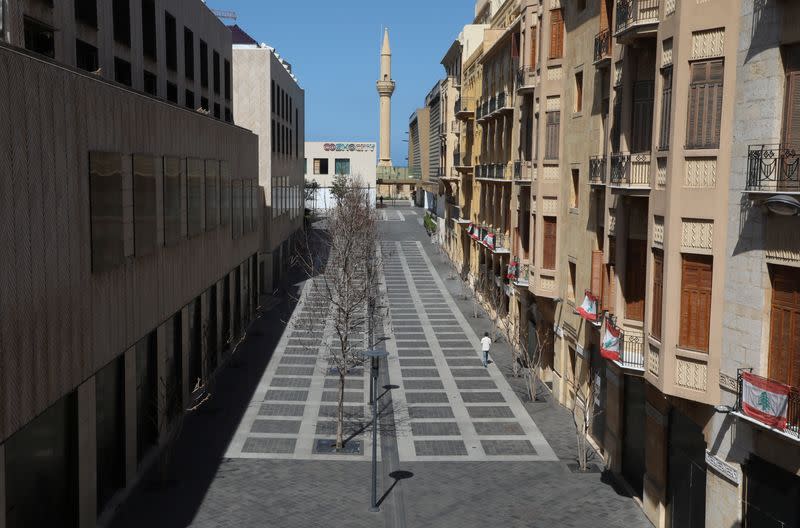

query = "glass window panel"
[[95, 357, 125, 513], [205, 160, 219, 229], [133, 154, 157, 256], [186, 158, 204, 237], [135, 331, 158, 465], [335, 158, 350, 175], [163, 156, 182, 246], [89, 152, 124, 272], [220, 160, 230, 225]]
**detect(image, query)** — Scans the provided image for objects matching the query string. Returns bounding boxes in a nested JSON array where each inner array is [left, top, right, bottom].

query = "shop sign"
[[705, 451, 741, 485], [323, 143, 375, 152]]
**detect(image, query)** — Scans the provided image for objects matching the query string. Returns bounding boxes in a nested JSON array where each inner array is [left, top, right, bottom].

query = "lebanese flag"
[[600, 319, 621, 361], [483, 232, 496, 249], [577, 291, 599, 321], [741, 372, 790, 430]]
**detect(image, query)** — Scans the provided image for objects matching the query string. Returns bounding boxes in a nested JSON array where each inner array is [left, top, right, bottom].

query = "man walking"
[[481, 332, 492, 367]]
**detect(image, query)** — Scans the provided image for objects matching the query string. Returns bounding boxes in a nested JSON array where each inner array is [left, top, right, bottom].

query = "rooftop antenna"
[[211, 8, 237, 21]]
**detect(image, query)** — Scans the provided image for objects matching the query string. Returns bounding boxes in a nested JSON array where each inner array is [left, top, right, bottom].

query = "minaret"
[[376, 28, 395, 167]]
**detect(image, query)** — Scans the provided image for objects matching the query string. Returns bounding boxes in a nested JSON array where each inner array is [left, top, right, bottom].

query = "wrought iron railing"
[[516, 67, 536, 88], [476, 100, 485, 120], [488, 96, 497, 115], [615, 0, 660, 34], [448, 204, 461, 222], [610, 152, 650, 187], [746, 144, 800, 193], [455, 97, 475, 117], [589, 155, 607, 185], [594, 29, 611, 63], [497, 91, 508, 111], [735, 371, 800, 439], [451, 120, 461, 134], [514, 161, 521, 179], [619, 331, 645, 369]]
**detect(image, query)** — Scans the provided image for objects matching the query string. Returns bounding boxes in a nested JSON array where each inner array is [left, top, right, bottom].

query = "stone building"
[[231, 26, 305, 293], [434, 0, 800, 526], [0, 2, 261, 526]]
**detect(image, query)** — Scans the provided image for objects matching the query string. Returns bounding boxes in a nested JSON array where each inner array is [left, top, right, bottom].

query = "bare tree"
[[572, 366, 602, 471], [295, 179, 382, 450], [519, 324, 552, 402]]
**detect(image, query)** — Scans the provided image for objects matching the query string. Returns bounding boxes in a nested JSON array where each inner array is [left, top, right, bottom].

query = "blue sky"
[[221, 0, 474, 166]]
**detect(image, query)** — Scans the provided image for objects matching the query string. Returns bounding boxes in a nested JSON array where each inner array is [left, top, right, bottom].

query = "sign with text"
[[323, 143, 375, 152]]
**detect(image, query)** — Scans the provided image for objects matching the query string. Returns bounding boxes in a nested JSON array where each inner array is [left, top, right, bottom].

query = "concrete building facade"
[[0, 4, 261, 525], [232, 27, 305, 293]]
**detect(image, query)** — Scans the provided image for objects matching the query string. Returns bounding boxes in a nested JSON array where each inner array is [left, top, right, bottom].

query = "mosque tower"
[[376, 28, 395, 167]]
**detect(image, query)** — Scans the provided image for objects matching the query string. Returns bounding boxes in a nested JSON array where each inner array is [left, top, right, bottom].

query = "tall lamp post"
[[365, 346, 389, 512]]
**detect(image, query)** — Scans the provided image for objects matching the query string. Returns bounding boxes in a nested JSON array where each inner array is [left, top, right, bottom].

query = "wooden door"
[[768, 266, 800, 388], [679, 254, 713, 352]]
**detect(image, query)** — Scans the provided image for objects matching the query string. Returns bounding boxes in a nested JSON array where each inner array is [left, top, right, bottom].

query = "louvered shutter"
[[686, 60, 724, 148], [530, 26, 537, 70], [603, 264, 616, 314], [658, 67, 673, 150], [679, 254, 713, 352], [625, 239, 647, 321], [783, 71, 800, 149], [549, 9, 563, 59], [512, 32, 520, 59], [631, 81, 654, 152], [769, 266, 800, 387], [543, 216, 557, 269], [545, 111, 560, 159], [591, 250, 604, 299], [651, 249, 664, 340]]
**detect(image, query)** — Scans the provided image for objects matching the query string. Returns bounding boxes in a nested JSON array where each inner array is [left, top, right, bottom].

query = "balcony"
[[609, 152, 651, 191], [476, 100, 485, 121], [734, 371, 800, 442], [448, 204, 462, 222], [496, 91, 513, 114], [455, 97, 475, 120], [618, 329, 645, 370], [593, 29, 612, 65], [513, 160, 533, 183], [516, 67, 537, 92], [614, 0, 659, 41], [511, 262, 530, 287], [469, 224, 511, 254], [488, 96, 497, 115], [746, 144, 800, 194], [589, 155, 607, 186]]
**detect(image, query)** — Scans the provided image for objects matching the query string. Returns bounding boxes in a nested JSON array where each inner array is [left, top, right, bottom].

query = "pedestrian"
[[379, 195, 384, 206], [481, 331, 492, 367]]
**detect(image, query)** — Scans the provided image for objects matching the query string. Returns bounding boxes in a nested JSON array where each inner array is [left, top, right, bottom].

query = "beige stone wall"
[[0, 45, 260, 443]]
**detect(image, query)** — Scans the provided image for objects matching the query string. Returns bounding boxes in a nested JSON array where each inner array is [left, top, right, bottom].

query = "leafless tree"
[[572, 365, 602, 471], [519, 324, 552, 402], [295, 179, 382, 450]]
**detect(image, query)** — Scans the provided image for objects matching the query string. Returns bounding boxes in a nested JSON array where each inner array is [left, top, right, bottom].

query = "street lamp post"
[[365, 346, 389, 512]]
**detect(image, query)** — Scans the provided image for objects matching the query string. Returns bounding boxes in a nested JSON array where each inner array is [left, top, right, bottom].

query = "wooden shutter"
[[658, 67, 673, 150], [651, 249, 664, 340], [631, 81, 654, 152], [679, 254, 713, 352], [545, 111, 560, 159], [530, 26, 537, 70], [625, 239, 647, 321], [549, 9, 563, 59], [686, 60, 724, 149], [543, 216, 557, 269], [603, 264, 615, 314], [591, 250, 604, 298], [768, 266, 800, 387], [512, 32, 520, 59], [782, 71, 800, 149]]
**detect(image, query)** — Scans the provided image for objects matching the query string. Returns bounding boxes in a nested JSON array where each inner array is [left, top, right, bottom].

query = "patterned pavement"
[[380, 241, 556, 462]]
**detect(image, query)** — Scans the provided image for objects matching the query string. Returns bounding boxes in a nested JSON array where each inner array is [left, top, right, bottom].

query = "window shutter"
[[591, 250, 604, 298], [603, 264, 615, 314], [512, 32, 520, 59], [631, 81, 654, 152], [625, 239, 647, 321], [783, 71, 800, 148], [769, 266, 800, 387], [679, 254, 713, 352], [686, 60, 724, 148], [651, 249, 664, 340], [543, 216, 557, 269], [530, 26, 537, 70], [549, 9, 563, 59], [545, 111, 560, 159], [658, 67, 673, 150]]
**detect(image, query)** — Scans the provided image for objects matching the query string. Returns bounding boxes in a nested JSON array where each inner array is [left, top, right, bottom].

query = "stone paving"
[[380, 240, 556, 462], [108, 203, 651, 528]]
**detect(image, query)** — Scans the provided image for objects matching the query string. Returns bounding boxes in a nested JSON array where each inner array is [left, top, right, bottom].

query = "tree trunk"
[[336, 372, 345, 449]]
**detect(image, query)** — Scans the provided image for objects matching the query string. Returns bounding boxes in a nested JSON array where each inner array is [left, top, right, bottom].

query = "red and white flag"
[[600, 319, 621, 361], [577, 291, 599, 321], [741, 372, 790, 430]]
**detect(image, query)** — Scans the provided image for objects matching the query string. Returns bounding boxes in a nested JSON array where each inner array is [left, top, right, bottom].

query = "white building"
[[304, 141, 377, 210]]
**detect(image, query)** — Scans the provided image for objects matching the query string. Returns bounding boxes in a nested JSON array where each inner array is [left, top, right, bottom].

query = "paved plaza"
[[109, 204, 651, 528]]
